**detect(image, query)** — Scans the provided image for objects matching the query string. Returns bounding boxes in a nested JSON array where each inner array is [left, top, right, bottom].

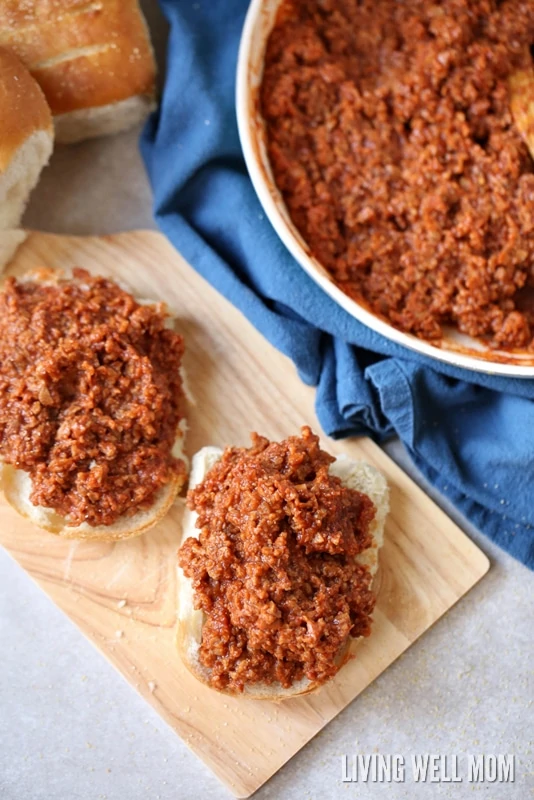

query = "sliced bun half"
[[0, 424, 187, 542], [177, 446, 389, 700], [0, 269, 188, 541]]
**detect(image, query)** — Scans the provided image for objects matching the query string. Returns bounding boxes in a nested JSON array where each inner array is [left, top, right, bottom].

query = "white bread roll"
[[0, 1, 156, 144], [177, 446, 389, 700], [0, 48, 53, 231]]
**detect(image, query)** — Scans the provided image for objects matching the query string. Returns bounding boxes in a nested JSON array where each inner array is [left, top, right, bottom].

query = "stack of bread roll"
[[0, 0, 156, 244]]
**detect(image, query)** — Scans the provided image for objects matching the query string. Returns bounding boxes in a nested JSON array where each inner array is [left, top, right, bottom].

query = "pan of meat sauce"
[[238, 0, 534, 374]]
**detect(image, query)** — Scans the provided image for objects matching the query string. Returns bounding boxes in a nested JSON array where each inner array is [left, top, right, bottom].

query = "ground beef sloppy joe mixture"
[[0, 270, 185, 527], [262, 0, 534, 348], [178, 427, 377, 692]]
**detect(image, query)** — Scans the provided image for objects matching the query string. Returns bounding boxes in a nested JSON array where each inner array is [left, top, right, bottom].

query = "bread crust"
[[0, 47, 52, 173], [0, 0, 155, 133], [176, 446, 389, 700]]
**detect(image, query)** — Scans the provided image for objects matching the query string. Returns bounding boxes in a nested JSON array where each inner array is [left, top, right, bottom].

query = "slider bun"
[[0, 431, 186, 542], [0, 268, 187, 541], [0, 47, 53, 230], [177, 446, 389, 700], [0, 0, 156, 143]]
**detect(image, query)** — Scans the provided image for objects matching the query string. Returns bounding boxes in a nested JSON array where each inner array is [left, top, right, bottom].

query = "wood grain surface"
[[0, 231, 490, 797]]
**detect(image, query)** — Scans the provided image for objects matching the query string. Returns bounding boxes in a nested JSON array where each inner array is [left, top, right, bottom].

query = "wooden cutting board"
[[0, 231, 489, 798]]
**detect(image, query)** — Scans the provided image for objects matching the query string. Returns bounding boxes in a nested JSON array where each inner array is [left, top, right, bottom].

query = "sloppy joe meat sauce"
[[0, 270, 185, 527], [178, 427, 377, 692], [262, 0, 534, 348]]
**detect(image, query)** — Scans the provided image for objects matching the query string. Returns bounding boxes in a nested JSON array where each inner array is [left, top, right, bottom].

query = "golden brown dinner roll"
[[0, 47, 53, 231], [0, 1, 156, 143]]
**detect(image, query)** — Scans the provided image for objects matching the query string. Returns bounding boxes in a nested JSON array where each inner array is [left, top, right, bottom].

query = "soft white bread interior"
[[0, 269, 188, 542], [177, 446, 389, 700], [0, 48, 53, 229], [0, 1, 156, 144], [54, 95, 156, 145]]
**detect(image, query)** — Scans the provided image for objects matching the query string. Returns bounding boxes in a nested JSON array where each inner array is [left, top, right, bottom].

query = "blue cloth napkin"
[[141, 0, 534, 569]]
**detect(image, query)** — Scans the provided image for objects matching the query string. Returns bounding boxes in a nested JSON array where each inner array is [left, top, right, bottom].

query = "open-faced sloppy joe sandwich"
[[0, 268, 187, 540], [262, 0, 534, 350], [177, 427, 388, 699]]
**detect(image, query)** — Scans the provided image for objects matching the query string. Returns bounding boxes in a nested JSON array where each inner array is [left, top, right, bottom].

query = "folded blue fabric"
[[141, 0, 534, 569]]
